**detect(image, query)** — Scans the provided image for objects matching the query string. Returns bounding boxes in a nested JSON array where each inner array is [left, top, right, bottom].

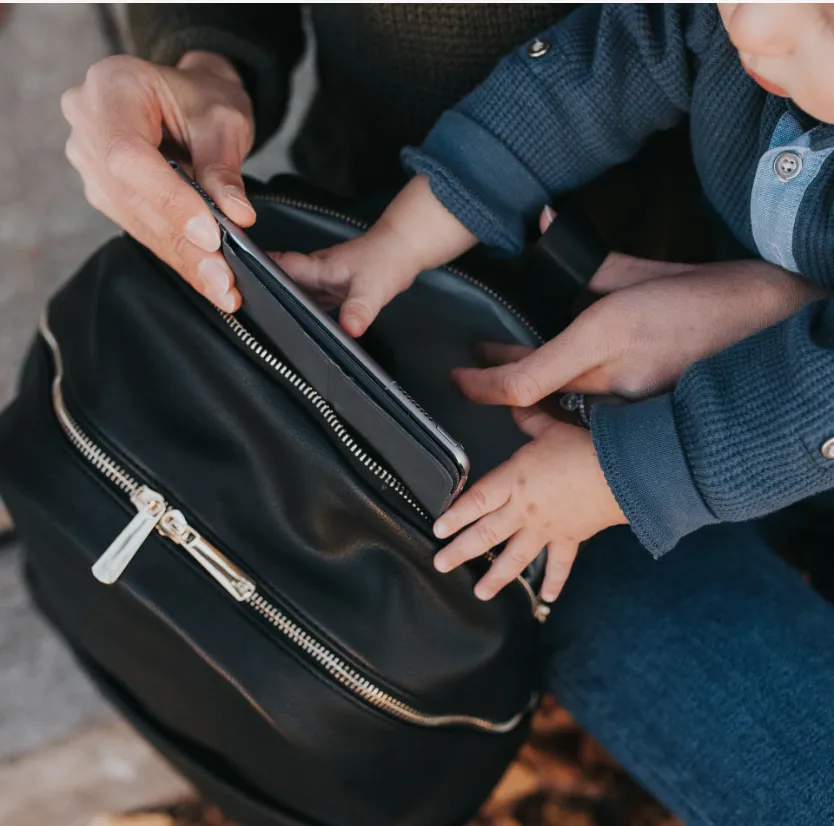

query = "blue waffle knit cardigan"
[[402, 3, 834, 556]]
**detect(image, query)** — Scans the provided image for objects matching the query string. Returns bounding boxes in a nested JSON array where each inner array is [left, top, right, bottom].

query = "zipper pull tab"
[[159, 510, 256, 602], [92, 486, 167, 584]]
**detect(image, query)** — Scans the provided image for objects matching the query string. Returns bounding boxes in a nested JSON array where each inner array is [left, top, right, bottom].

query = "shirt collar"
[[785, 99, 834, 150]]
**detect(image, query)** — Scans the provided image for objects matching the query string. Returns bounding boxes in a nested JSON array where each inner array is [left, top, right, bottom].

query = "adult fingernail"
[[215, 291, 238, 313], [541, 592, 556, 603], [198, 257, 232, 294], [434, 555, 450, 573], [225, 185, 256, 217], [342, 315, 364, 337], [542, 205, 556, 226], [474, 583, 494, 601], [433, 520, 449, 539], [185, 215, 221, 252]]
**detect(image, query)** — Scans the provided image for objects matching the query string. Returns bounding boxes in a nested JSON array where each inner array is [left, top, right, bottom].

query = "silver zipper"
[[39, 313, 529, 733], [235, 196, 548, 618], [41, 318, 139, 497], [216, 307, 544, 620], [247, 593, 526, 732], [216, 310, 428, 520], [91, 486, 167, 584], [159, 508, 256, 602]]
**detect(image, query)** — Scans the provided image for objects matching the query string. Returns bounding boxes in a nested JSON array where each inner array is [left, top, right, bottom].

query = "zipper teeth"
[[245, 195, 545, 615], [218, 308, 541, 617], [44, 202, 546, 626], [248, 592, 525, 733], [40, 313, 529, 733], [39, 315, 139, 496], [250, 194, 545, 345], [217, 310, 428, 521]]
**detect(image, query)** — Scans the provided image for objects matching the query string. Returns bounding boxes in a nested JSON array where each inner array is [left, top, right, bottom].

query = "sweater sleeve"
[[127, 4, 306, 151], [592, 299, 834, 557], [401, 3, 719, 254]]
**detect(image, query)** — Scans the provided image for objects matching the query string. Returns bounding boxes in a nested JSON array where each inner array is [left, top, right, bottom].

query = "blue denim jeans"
[[541, 510, 834, 826]]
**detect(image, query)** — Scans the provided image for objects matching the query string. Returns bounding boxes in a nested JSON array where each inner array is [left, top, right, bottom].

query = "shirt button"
[[774, 151, 802, 181], [527, 38, 551, 58], [821, 438, 834, 460]]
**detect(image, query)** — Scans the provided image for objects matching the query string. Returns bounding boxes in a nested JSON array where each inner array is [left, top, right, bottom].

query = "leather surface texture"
[[0, 192, 546, 826]]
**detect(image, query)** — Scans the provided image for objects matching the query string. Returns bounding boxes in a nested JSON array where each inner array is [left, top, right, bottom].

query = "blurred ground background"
[[0, 4, 314, 824], [0, 5, 680, 826]]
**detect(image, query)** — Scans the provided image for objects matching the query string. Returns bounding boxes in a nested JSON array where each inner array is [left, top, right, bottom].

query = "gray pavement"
[[0, 0, 313, 779], [0, 3, 113, 411], [0, 2, 116, 766], [0, 718, 191, 826]]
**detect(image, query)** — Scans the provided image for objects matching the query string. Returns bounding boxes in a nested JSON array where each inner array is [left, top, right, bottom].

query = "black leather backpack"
[[0, 178, 590, 826]]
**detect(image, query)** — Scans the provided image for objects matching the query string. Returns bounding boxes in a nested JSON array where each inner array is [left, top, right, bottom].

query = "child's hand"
[[432, 407, 626, 603], [273, 176, 477, 337]]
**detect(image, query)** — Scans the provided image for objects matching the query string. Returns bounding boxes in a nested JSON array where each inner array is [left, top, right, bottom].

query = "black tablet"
[[170, 162, 470, 519]]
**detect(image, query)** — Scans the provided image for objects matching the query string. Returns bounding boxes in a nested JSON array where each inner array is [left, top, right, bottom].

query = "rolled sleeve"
[[401, 4, 716, 253], [402, 111, 550, 255], [593, 301, 834, 558], [592, 395, 717, 557]]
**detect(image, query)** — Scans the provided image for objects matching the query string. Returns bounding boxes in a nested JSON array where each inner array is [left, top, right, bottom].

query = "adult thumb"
[[453, 314, 598, 407], [189, 116, 257, 228]]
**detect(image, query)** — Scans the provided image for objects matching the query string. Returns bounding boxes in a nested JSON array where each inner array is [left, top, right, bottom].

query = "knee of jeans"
[[539, 527, 653, 661], [538, 522, 777, 679]]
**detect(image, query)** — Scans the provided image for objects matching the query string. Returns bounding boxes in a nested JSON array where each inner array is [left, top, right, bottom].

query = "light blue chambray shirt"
[[751, 110, 834, 273]]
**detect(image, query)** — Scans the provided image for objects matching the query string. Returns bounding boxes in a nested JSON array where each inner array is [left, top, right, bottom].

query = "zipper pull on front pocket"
[[92, 486, 167, 584], [159, 509, 256, 602]]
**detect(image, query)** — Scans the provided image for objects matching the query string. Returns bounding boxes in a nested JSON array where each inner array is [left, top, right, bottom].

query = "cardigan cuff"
[[592, 394, 717, 557], [401, 110, 551, 255]]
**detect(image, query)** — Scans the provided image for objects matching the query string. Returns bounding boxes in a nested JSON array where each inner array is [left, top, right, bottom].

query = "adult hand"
[[62, 51, 257, 311], [455, 256, 825, 404]]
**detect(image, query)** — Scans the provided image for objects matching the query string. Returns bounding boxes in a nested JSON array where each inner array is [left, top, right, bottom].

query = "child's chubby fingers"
[[270, 249, 350, 296], [338, 270, 405, 337], [433, 505, 517, 574], [272, 231, 421, 337], [511, 405, 559, 439], [473, 531, 544, 601], [539, 541, 580, 603], [338, 295, 375, 337], [433, 472, 510, 541]]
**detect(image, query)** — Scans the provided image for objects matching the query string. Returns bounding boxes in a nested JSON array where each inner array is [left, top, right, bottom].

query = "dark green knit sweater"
[[128, 4, 577, 197]]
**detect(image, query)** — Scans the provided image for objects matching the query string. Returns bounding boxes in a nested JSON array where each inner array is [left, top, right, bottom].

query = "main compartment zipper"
[[243, 196, 547, 620], [216, 310, 428, 520], [40, 314, 532, 733], [216, 306, 545, 622]]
